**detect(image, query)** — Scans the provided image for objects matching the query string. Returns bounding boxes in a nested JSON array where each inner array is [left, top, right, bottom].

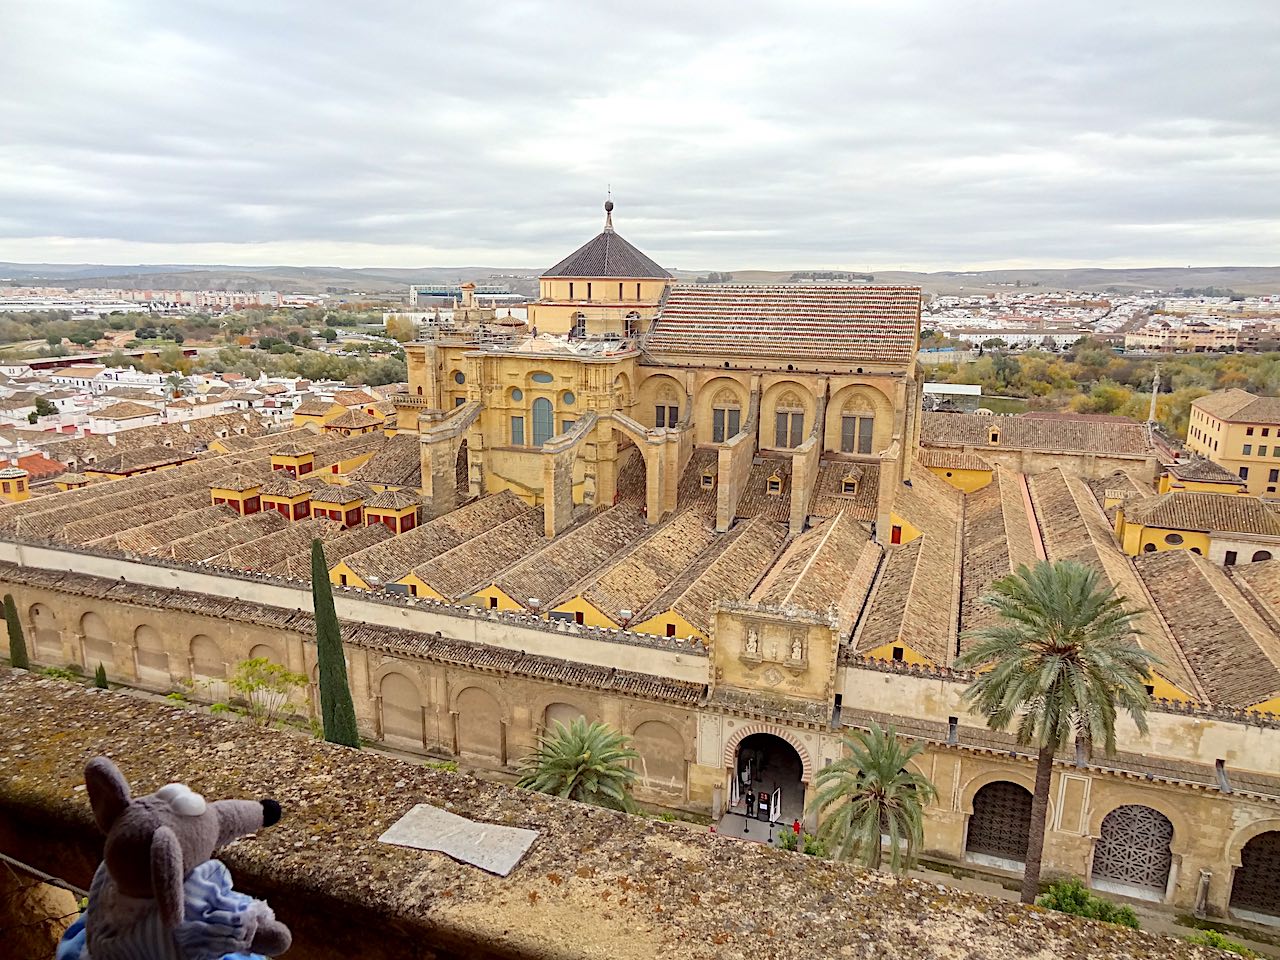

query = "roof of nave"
[[581, 510, 719, 622], [210, 517, 348, 573], [1135, 550, 1280, 708], [101, 505, 240, 554], [407, 509, 546, 600], [1165, 456, 1246, 484], [58, 490, 211, 545], [733, 457, 793, 522], [490, 504, 649, 608], [808, 460, 879, 522], [310, 482, 372, 506], [541, 202, 670, 280], [921, 411, 1153, 456], [1193, 387, 1280, 423], [162, 510, 291, 564], [324, 409, 382, 430], [1026, 468, 1201, 697], [753, 510, 879, 636], [852, 467, 961, 662], [916, 447, 992, 472], [346, 432, 421, 489], [959, 466, 1040, 636], [1123, 491, 1280, 537], [337, 492, 527, 586], [87, 444, 196, 475], [260, 475, 310, 498], [645, 283, 921, 366], [269, 522, 395, 579], [640, 515, 788, 635], [364, 488, 421, 511], [1085, 467, 1153, 521]]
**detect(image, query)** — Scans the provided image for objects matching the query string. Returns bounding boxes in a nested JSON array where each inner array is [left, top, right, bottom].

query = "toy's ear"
[[150, 825, 184, 930], [85, 757, 131, 832]]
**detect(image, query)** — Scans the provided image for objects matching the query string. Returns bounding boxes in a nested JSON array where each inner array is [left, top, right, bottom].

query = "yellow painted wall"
[[861, 641, 934, 666], [328, 561, 369, 590], [889, 512, 923, 545], [1251, 693, 1280, 715], [394, 573, 443, 601], [630, 609, 704, 642], [927, 465, 992, 493], [1186, 405, 1280, 497], [1158, 475, 1245, 496], [549, 595, 617, 629], [1148, 671, 1192, 703], [464, 585, 524, 612], [1116, 518, 1211, 558], [528, 277, 668, 336], [0, 480, 30, 503]]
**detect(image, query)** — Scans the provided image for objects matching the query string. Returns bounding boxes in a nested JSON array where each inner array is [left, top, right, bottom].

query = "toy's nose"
[[260, 799, 282, 827]]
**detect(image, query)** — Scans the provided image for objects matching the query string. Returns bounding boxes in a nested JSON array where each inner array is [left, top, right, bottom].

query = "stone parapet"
[[0, 672, 1217, 960]]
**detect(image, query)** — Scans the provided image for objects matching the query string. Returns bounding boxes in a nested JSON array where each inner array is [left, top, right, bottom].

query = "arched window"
[[655, 385, 679, 429], [840, 398, 875, 455], [775, 391, 805, 448], [1254, 550, 1273, 562], [532, 397, 554, 447], [712, 387, 741, 443]]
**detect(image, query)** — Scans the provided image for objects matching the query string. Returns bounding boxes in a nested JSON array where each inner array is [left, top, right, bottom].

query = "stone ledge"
[[0, 671, 1214, 960]]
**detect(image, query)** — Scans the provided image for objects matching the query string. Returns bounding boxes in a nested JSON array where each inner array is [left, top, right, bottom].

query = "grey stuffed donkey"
[[56, 756, 292, 960]]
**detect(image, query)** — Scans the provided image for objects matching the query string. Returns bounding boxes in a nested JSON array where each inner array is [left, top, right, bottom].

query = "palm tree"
[[955, 559, 1157, 904], [517, 718, 639, 812], [806, 722, 937, 874]]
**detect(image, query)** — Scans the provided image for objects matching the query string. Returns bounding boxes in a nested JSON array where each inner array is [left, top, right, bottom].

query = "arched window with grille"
[[712, 388, 742, 442], [532, 397, 554, 447], [841, 398, 876, 454], [774, 391, 805, 448]]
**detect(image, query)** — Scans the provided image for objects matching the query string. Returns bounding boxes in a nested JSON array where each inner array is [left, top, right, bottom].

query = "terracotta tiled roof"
[[212, 473, 260, 492], [1137, 550, 1280, 708], [542, 216, 669, 279], [1165, 457, 1245, 484], [324, 409, 381, 429], [293, 398, 334, 416], [162, 510, 291, 563], [646, 284, 921, 366], [311, 483, 370, 506], [922, 412, 1152, 456], [56, 472, 88, 484], [339, 492, 526, 585], [1027, 468, 1200, 697], [14, 453, 66, 479], [87, 445, 196, 475], [734, 458, 793, 521], [347, 433, 420, 489], [408, 509, 545, 599], [364, 488, 420, 510], [260, 475, 309, 498], [808, 461, 879, 522], [581, 511, 718, 622], [492, 504, 649, 608], [917, 448, 992, 472], [1123, 491, 1280, 536], [960, 466, 1040, 636], [92, 401, 161, 420], [854, 468, 961, 661], [640, 516, 788, 634], [211, 517, 347, 572], [334, 389, 378, 407], [754, 511, 879, 637], [1193, 388, 1280, 424]]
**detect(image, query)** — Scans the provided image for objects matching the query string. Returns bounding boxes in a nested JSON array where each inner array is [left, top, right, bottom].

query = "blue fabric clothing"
[[56, 860, 268, 960]]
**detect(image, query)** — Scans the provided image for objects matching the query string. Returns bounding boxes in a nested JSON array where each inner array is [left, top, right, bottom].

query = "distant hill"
[[2, 262, 1277, 297]]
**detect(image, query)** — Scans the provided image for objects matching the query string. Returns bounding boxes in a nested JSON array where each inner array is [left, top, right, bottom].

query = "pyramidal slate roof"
[[542, 203, 670, 280]]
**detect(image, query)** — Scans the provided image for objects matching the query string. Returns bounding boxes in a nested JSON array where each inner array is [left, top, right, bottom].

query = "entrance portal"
[[719, 733, 805, 844]]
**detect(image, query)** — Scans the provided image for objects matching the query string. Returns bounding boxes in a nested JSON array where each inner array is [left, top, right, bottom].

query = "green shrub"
[[164, 691, 189, 704], [1036, 877, 1139, 929], [778, 828, 798, 851], [802, 832, 829, 858], [93, 663, 108, 689], [424, 759, 458, 773], [209, 702, 234, 715], [1185, 930, 1256, 957], [42, 666, 80, 681]]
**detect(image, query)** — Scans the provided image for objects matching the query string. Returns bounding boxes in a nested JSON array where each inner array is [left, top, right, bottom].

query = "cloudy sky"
[[2, 1, 1277, 271]]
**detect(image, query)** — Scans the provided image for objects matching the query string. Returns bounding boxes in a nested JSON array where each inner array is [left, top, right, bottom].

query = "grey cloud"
[[0, 0, 1277, 268]]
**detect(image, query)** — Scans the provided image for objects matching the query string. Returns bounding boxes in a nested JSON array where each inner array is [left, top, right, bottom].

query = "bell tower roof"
[[542, 200, 670, 280]]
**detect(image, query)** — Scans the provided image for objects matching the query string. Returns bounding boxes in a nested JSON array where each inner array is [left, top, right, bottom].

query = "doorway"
[[718, 732, 805, 845]]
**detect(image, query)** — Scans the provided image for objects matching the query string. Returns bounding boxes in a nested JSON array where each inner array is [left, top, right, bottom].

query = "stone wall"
[[0, 672, 1220, 960]]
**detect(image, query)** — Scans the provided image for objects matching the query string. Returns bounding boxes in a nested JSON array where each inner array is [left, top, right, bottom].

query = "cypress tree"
[[311, 539, 359, 747], [93, 662, 108, 689], [4, 594, 29, 670]]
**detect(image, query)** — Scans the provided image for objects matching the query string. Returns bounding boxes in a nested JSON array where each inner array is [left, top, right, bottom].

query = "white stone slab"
[[377, 803, 539, 877]]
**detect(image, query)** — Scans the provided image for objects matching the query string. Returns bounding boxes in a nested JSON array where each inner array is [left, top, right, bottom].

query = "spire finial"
[[604, 188, 614, 231]]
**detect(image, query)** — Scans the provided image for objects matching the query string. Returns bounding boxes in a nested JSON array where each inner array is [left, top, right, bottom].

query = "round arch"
[[1226, 818, 1280, 869], [190, 634, 224, 680], [379, 670, 424, 747], [611, 371, 633, 410], [632, 719, 687, 795], [721, 723, 814, 783], [248, 643, 281, 664], [1086, 790, 1192, 856], [453, 685, 505, 763], [540, 700, 592, 732], [1230, 829, 1280, 919], [759, 379, 815, 451], [825, 383, 895, 456], [1254, 550, 1273, 563], [80, 611, 113, 674], [958, 767, 1039, 815], [29, 602, 61, 662], [133, 624, 169, 686], [965, 780, 1034, 866], [1090, 804, 1175, 898], [637, 374, 685, 430], [695, 375, 750, 444]]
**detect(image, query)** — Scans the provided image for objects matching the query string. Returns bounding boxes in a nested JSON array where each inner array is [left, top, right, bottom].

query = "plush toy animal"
[[57, 756, 292, 959]]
